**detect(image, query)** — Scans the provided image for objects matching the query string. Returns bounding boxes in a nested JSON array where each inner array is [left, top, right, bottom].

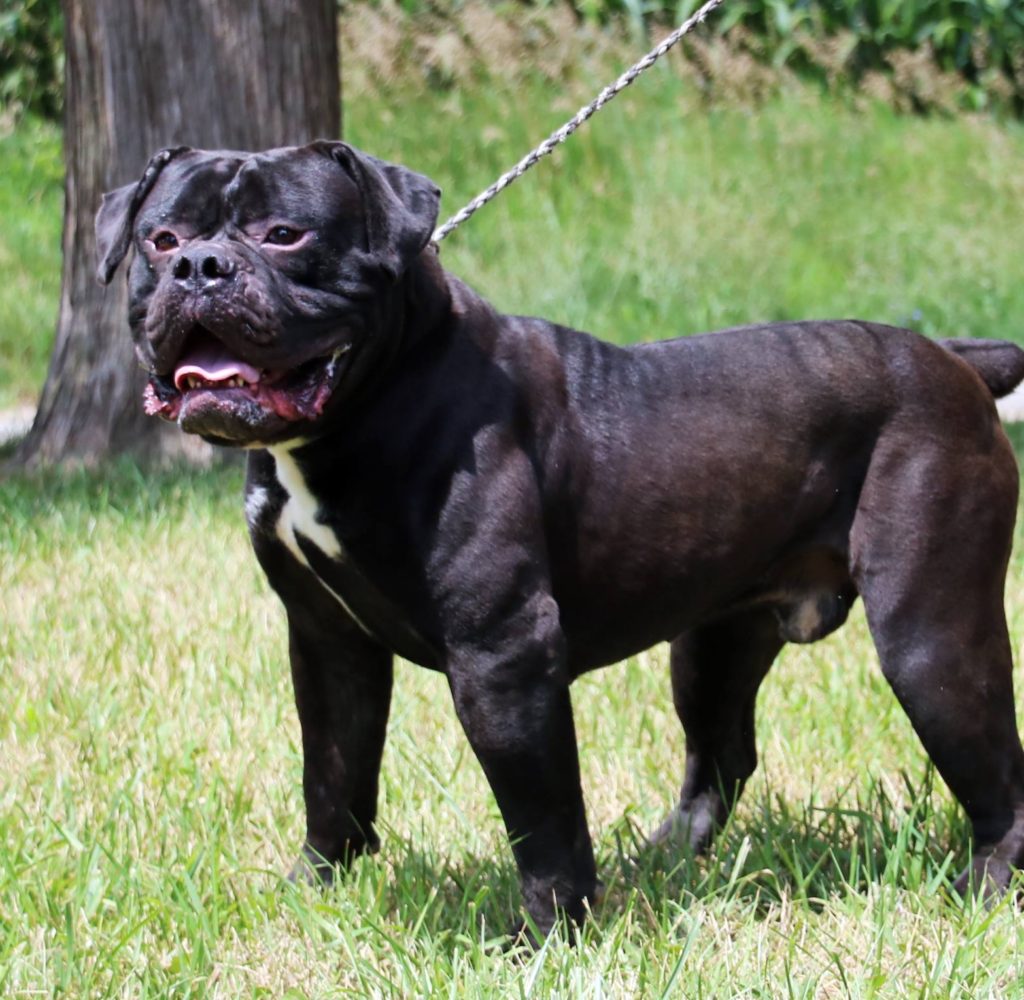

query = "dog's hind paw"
[[952, 855, 1015, 903]]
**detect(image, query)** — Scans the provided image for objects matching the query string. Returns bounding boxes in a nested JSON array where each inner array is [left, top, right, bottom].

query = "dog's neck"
[[305, 248, 455, 433], [401, 248, 453, 348], [372, 247, 454, 377]]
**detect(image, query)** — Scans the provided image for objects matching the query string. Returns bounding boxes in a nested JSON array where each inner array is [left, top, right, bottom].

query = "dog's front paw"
[[287, 844, 344, 888], [510, 878, 603, 950], [287, 826, 382, 887]]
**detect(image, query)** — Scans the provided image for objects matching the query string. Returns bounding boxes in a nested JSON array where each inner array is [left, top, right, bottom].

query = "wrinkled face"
[[96, 142, 440, 446]]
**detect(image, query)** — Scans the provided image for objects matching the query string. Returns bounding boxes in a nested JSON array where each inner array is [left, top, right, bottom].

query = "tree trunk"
[[13, 0, 340, 468]]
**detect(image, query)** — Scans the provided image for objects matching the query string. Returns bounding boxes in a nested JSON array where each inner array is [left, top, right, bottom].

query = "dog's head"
[[96, 142, 440, 446]]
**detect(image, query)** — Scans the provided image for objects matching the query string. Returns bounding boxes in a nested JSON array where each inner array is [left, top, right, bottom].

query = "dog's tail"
[[938, 338, 1024, 399]]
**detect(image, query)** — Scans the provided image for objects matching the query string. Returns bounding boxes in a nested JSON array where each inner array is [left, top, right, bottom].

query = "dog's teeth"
[[326, 345, 351, 378]]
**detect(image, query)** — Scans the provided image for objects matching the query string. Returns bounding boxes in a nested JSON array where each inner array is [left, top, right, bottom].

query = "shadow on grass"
[[0, 456, 245, 529], [274, 768, 975, 956], [614, 768, 972, 917]]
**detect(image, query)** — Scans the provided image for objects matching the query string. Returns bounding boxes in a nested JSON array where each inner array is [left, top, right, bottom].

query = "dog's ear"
[[95, 146, 191, 285], [312, 140, 441, 281]]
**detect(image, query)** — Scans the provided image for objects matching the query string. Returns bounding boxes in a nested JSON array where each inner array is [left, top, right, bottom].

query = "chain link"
[[431, 0, 727, 245]]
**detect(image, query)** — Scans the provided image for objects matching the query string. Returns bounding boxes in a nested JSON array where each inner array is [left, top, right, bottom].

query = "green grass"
[[0, 117, 61, 408], [6, 68, 1024, 995], [351, 81, 1024, 348], [6, 458, 1024, 995]]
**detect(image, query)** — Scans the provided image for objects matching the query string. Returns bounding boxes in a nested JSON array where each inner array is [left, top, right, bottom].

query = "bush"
[[3, 1, 1024, 120], [0, 0, 62, 120], [585, 0, 1024, 112]]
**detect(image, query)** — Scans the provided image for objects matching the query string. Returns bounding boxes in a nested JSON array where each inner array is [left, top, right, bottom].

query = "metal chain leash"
[[431, 0, 727, 245]]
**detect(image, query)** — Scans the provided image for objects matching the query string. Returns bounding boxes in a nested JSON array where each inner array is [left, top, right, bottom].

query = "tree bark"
[[14, 0, 341, 467]]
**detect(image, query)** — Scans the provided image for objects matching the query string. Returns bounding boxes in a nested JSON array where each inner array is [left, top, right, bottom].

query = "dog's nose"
[[171, 247, 236, 285]]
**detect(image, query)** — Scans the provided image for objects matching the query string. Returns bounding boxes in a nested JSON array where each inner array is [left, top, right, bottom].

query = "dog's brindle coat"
[[97, 142, 1024, 938]]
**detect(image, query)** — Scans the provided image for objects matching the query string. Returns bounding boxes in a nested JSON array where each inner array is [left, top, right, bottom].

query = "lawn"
[[7, 459, 1024, 996], [5, 64, 1024, 996]]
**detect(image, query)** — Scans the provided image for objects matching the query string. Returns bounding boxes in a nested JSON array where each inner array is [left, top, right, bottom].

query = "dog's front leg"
[[447, 592, 597, 941], [284, 603, 393, 884]]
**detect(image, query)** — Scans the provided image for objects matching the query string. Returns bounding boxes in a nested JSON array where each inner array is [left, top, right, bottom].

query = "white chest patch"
[[269, 448, 343, 565], [264, 447, 433, 657], [268, 447, 379, 638]]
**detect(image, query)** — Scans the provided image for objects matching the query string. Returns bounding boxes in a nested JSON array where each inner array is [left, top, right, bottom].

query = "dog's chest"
[[249, 448, 438, 666]]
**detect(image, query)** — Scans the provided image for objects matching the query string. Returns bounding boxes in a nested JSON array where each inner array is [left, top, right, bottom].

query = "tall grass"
[[3, 75, 1024, 409]]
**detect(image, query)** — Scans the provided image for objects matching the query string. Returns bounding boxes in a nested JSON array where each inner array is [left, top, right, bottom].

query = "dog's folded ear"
[[95, 146, 191, 285], [311, 141, 441, 282]]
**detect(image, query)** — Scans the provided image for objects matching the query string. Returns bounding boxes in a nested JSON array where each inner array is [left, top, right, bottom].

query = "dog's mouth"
[[142, 326, 352, 441]]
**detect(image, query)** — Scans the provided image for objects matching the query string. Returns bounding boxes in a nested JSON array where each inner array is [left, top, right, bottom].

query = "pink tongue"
[[174, 341, 262, 390]]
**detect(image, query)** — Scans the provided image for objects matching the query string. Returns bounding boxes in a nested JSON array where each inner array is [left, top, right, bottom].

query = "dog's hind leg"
[[649, 608, 784, 854], [852, 429, 1024, 894]]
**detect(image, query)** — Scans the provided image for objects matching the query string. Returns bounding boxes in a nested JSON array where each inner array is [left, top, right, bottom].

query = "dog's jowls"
[[97, 141, 1024, 941]]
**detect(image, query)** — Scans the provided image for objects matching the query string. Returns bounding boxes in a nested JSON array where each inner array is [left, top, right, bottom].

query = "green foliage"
[[0, 0, 62, 120], [596, 0, 1024, 112], [4, 1, 1024, 119]]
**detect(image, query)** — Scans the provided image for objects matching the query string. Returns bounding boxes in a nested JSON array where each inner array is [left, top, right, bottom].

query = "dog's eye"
[[152, 231, 179, 252], [264, 226, 303, 246]]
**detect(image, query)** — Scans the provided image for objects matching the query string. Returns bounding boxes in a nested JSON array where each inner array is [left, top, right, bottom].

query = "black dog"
[[96, 142, 1024, 938]]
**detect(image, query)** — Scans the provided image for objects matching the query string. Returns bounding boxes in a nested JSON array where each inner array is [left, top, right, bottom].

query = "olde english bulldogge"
[[96, 142, 1024, 939]]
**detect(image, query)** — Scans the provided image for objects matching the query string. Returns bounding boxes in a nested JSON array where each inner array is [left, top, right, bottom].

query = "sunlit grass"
[[350, 82, 1024, 350], [4, 452, 1024, 994]]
